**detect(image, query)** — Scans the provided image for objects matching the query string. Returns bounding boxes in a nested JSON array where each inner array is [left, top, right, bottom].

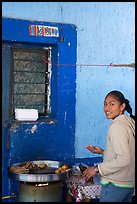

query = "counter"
[[65, 175, 102, 202]]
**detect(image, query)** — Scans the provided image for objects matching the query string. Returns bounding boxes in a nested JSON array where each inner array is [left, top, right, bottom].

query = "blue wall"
[[2, 2, 135, 201], [2, 17, 79, 201], [2, 1, 135, 157]]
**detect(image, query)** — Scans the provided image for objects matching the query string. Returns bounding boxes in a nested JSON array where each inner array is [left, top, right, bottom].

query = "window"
[[11, 47, 51, 115]]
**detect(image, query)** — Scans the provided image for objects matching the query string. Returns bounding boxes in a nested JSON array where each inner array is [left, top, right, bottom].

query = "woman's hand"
[[85, 145, 104, 154], [83, 167, 96, 182]]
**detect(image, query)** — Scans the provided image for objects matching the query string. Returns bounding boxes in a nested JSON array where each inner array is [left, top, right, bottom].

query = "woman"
[[83, 90, 135, 202]]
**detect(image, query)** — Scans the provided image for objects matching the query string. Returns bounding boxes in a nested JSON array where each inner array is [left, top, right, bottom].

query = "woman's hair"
[[105, 90, 135, 120]]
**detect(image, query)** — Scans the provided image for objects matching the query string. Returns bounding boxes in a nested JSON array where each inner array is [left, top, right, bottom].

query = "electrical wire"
[[43, 58, 135, 69]]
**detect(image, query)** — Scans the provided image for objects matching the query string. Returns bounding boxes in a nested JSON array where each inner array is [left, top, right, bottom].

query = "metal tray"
[[8, 160, 72, 183]]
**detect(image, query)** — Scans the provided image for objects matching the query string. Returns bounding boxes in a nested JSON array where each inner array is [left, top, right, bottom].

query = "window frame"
[[10, 46, 52, 117]]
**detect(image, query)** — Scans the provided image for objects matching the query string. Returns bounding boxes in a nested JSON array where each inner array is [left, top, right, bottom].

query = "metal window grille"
[[11, 48, 51, 115]]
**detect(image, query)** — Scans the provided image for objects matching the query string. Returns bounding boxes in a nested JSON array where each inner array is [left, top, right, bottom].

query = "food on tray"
[[55, 168, 62, 174], [9, 161, 38, 174], [9, 161, 71, 175], [39, 163, 47, 169], [24, 161, 38, 170], [55, 164, 70, 174], [9, 166, 29, 174], [61, 165, 69, 170]]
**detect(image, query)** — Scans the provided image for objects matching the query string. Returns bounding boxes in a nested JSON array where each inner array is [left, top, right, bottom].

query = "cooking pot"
[[8, 160, 72, 182]]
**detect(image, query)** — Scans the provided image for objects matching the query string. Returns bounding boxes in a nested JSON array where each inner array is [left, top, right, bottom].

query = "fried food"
[[39, 163, 47, 169], [9, 166, 29, 174], [55, 168, 61, 174], [61, 165, 69, 170], [9, 161, 38, 174], [55, 164, 70, 174]]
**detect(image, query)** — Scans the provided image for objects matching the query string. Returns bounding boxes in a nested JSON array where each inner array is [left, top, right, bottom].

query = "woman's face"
[[104, 95, 125, 119]]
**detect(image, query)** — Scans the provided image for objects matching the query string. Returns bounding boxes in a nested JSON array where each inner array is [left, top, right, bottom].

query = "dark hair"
[[105, 90, 135, 120]]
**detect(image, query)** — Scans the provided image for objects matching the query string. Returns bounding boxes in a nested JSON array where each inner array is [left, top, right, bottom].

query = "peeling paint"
[[48, 120, 55, 124], [31, 125, 37, 133], [2, 17, 76, 199], [10, 123, 19, 133]]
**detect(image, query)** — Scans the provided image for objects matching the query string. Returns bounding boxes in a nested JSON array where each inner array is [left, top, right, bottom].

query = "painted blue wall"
[[2, 2, 135, 201], [2, 17, 78, 201], [2, 1, 135, 157]]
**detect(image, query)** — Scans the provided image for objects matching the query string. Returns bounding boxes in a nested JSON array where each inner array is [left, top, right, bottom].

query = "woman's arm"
[[85, 145, 104, 154]]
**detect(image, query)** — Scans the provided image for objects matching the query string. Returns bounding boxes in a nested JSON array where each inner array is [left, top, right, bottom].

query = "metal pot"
[[18, 181, 64, 202]]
